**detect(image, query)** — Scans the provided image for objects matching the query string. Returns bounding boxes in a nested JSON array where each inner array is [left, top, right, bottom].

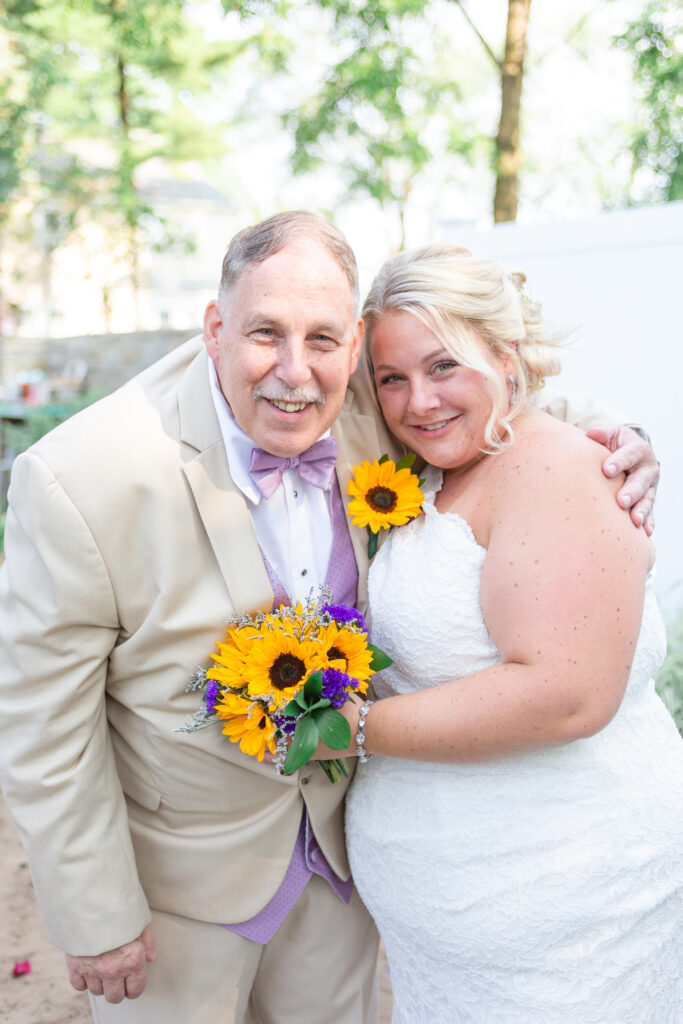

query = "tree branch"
[[449, 0, 502, 73]]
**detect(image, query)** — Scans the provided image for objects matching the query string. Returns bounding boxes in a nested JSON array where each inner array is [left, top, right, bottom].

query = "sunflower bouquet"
[[176, 589, 392, 782], [347, 453, 425, 557]]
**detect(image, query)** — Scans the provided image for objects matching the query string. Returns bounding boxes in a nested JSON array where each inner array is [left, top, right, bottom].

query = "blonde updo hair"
[[362, 244, 563, 450]]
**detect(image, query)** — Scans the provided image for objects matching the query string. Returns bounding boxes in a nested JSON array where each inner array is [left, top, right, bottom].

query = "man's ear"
[[203, 300, 223, 359], [349, 317, 364, 372]]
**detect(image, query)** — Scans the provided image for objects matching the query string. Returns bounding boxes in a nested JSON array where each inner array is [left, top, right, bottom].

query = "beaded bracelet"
[[355, 700, 374, 763]]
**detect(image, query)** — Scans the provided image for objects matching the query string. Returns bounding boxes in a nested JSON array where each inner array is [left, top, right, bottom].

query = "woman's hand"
[[309, 694, 363, 761], [263, 695, 364, 765]]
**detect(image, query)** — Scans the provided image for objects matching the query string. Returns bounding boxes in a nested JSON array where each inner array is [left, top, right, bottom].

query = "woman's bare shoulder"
[[491, 409, 652, 565], [495, 409, 617, 494]]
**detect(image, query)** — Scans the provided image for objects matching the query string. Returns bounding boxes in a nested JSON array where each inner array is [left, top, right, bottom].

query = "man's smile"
[[267, 398, 311, 413]]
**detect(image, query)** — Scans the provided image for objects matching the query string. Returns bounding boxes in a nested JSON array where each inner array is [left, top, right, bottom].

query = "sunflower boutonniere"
[[346, 453, 425, 557]]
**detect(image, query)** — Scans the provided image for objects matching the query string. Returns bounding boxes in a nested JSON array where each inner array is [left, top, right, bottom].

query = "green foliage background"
[[3, 0, 681, 266], [615, 2, 683, 204], [656, 613, 683, 734]]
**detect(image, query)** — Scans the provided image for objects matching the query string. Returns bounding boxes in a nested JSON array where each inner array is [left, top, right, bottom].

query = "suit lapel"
[[178, 350, 274, 616], [333, 367, 410, 608], [332, 406, 385, 609]]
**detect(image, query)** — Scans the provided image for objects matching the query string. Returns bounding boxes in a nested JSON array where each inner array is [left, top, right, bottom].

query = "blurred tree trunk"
[[115, 52, 141, 326], [494, 0, 532, 222]]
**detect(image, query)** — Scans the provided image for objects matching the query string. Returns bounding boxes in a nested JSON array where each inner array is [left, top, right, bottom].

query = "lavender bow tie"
[[249, 437, 338, 499]]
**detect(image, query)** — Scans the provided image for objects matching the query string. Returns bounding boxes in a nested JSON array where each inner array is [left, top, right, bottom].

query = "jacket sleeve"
[[0, 451, 150, 955], [533, 390, 627, 430]]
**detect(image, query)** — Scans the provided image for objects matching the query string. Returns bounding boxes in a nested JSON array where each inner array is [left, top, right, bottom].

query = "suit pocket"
[[112, 732, 163, 812], [119, 764, 162, 811]]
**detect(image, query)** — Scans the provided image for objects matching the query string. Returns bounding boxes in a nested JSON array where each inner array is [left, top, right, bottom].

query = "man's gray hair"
[[218, 211, 359, 309]]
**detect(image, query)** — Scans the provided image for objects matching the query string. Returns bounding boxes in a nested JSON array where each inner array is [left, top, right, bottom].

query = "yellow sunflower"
[[214, 692, 276, 761], [243, 630, 324, 704], [347, 458, 424, 533], [317, 621, 373, 693], [207, 624, 262, 690]]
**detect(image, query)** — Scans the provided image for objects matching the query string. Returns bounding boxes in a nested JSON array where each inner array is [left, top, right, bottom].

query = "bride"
[[330, 245, 682, 1022]]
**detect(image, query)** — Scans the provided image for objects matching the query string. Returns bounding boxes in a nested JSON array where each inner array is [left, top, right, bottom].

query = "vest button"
[[301, 776, 311, 785]]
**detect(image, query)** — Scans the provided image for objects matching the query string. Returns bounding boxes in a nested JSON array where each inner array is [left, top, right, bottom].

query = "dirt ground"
[[1, 793, 392, 1023], [0, 793, 91, 1024]]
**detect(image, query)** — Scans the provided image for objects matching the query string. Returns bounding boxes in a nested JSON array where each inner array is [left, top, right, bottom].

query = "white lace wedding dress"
[[346, 469, 683, 1024]]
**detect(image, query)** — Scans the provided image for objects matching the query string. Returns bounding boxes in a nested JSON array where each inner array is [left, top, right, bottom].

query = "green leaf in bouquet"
[[303, 670, 323, 703], [396, 453, 416, 471], [312, 707, 351, 750], [285, 689, 309, 713], [304, 697, 332, 713], [368, 529, 379, 559], [282, 695, 330, 718], [368, 643, 393, 671], [319, 758, 350, 783], [283, 714, 319, 775], [378, 453, 390, 464]]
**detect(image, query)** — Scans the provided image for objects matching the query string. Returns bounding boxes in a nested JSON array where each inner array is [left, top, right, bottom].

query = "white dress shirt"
[[208, 360, 334, 604]]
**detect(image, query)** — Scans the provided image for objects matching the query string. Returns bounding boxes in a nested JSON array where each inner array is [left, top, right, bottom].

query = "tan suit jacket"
[[0, 337, 397, 956]]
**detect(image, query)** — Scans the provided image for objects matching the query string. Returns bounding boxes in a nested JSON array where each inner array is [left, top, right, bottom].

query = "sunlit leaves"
[[615, 2, 682, 203]]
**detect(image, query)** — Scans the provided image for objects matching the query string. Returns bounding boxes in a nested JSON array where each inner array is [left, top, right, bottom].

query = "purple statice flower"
[[321, 668, 355, 708], [205, 680, 219, 716], [273, 714, 297, 735], [321, 604, 368, 634]]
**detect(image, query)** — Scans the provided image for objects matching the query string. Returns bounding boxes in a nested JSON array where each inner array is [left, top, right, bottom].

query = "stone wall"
[[0, 328, 200, 397]]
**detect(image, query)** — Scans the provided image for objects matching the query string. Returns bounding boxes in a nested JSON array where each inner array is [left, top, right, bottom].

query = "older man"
[[0, 212, 657, 1024]]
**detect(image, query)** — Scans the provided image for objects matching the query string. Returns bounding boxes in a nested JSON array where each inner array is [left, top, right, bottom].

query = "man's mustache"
[[253, 385, 326, 410]]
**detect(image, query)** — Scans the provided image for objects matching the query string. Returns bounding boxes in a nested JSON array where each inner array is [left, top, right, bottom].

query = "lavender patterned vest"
[[223, 474, 358, 943]]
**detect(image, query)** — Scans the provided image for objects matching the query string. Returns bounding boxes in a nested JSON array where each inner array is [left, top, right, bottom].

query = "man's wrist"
[[624, 423, 652, 446]]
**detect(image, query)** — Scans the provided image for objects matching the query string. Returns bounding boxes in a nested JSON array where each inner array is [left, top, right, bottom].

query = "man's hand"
[[65, 925, 156, 1003], [587, 424, 659, 536]]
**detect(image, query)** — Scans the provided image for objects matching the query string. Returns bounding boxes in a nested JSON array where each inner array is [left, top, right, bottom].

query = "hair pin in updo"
[[509, 270, 532, 305]]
